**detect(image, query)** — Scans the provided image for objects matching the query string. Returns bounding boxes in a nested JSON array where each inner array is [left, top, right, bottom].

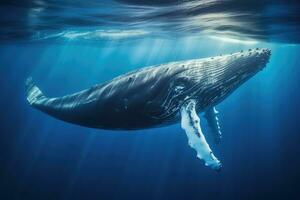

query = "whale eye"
[[172, 76, 190, 94], [176, 77, 189, 86], [175, 85, 185, 93]]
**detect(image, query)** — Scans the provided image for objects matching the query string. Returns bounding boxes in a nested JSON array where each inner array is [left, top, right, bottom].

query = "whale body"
[[26, 48, 271, 170]]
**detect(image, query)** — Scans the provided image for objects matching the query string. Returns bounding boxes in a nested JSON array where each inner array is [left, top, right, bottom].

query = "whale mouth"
[[241, 48, 271, 83], [248, 48, 272, 72], [257, 48, 271, 69], [226, 48, 272, 87]]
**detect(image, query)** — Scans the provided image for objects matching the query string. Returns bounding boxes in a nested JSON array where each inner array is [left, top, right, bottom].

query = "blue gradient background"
[[0, 38, 300, 200]]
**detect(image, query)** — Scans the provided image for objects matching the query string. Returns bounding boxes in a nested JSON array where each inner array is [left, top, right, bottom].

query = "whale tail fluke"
[[25, 77, 46, 106]]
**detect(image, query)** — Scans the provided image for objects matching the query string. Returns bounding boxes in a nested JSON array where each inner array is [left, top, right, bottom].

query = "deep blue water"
[[1, 1, 300, 200]]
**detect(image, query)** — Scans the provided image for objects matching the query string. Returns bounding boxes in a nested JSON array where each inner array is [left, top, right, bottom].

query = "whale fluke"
[[25, 77, 45, 106]]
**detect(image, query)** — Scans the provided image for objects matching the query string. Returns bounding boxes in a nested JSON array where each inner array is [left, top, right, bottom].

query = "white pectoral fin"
[[205, 107, 222, 144], [181, 100, 222, 171]]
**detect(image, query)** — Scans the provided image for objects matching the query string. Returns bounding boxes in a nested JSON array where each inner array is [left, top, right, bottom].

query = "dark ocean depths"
[[1, 0, 300, 200]]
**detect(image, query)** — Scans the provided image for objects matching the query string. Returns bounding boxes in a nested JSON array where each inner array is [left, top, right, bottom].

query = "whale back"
[[26, 61, 191, 129]]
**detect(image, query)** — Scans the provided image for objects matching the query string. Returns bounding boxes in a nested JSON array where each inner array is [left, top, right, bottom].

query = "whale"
[[26, 48, 271, 171]]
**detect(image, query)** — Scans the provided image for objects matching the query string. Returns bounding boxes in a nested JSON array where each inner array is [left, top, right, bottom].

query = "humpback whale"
[[26, 48, 271, 171]]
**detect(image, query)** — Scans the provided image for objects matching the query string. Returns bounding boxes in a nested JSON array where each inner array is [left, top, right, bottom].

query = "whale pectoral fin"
[[180, 100, 222, 171], [204, 107, 222, 144]]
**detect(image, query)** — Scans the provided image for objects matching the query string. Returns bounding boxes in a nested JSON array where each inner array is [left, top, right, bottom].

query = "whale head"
[[172, 48, 271, 170], [185, 48, 271, 110]]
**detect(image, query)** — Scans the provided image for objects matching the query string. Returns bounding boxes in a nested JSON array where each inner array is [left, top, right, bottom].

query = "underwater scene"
[[1, 0, 300, 199]]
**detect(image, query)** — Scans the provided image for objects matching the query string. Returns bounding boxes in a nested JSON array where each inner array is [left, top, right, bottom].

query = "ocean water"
[[1, 1, 300, 200]]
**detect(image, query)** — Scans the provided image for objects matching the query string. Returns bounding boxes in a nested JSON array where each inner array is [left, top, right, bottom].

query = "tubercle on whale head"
[[151, 48, 271, 119], [190, 48, 272, 109], [232, 48, 271, 77]]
